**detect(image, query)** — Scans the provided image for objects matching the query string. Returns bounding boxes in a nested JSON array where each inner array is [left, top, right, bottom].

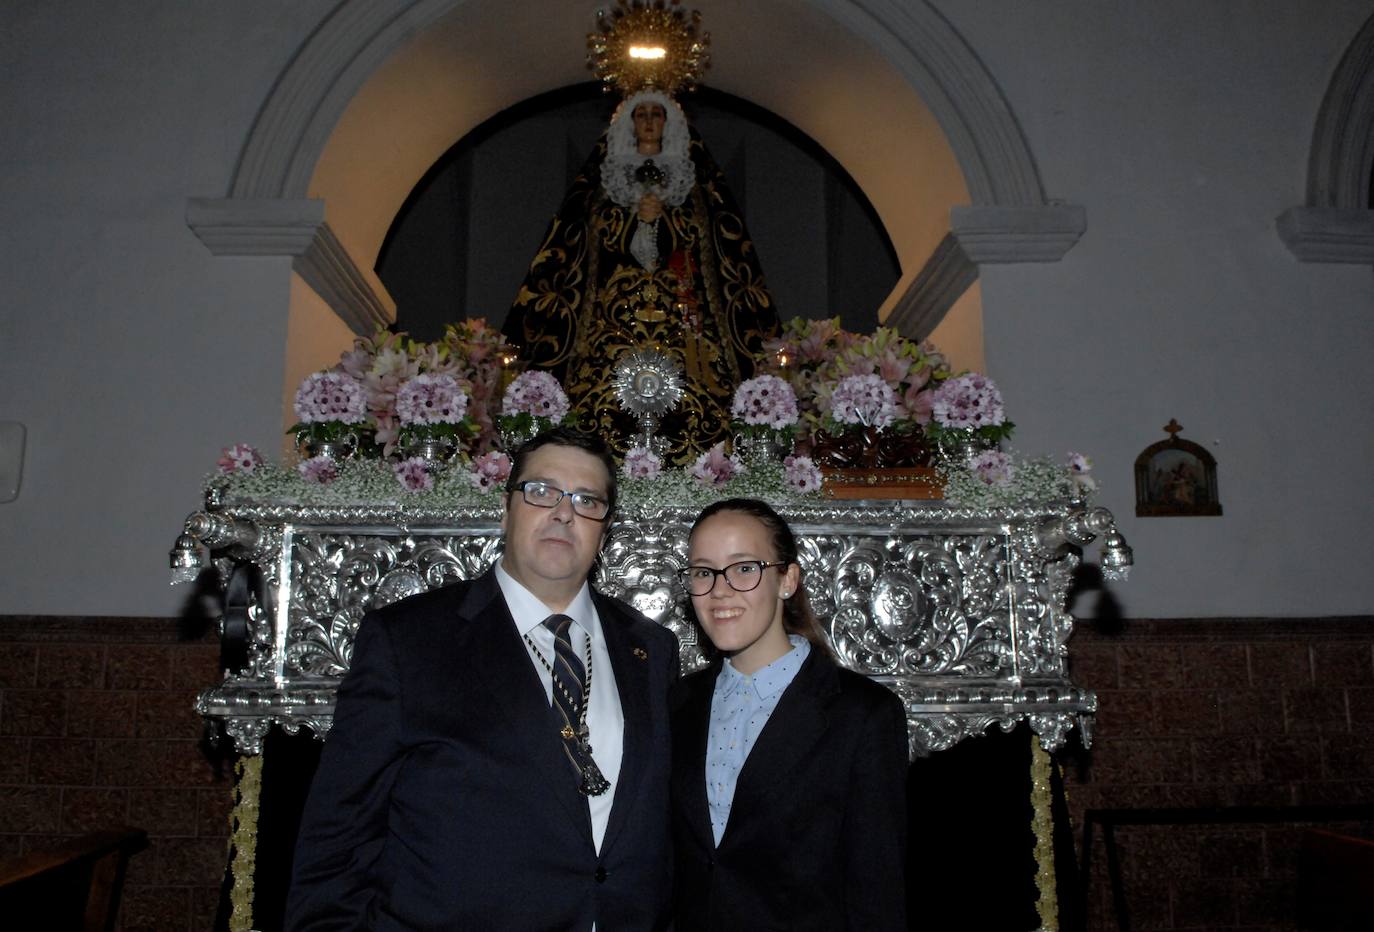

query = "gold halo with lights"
[[587, 0, 711, 97]]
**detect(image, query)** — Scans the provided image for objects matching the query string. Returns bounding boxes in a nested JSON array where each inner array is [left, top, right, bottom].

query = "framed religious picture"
[[1135, 419, 1222, 517]]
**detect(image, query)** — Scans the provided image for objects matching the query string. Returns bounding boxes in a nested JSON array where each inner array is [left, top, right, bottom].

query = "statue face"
[[632, 102, 667, 152]]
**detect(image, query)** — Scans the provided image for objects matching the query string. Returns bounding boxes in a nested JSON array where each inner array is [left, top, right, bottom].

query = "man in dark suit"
[[286, 428, 679, 930]]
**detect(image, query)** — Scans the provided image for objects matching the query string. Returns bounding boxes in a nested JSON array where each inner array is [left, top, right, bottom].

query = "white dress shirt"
[[496, 562, 624, 853]]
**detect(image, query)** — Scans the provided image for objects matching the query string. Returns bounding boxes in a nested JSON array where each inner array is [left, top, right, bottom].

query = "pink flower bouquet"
[[469, 451, 513, 491], [394, 372, 476, 455], [761, 317, 967, 467], [274, 320, 551, 467], [783, 454, 823, 493], [497, 370, 573, 449], [730, 375, 799, 432], [622, 446, 663, 480], [288, 371, 371, 454], [690, 442, 742, 488], [217, 443, 263, 475], [925, 373, 1015, 454]]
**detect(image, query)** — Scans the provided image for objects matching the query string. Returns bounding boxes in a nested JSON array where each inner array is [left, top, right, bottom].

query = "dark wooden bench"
[[1298, 827, 1374, 932], [1079, 805, 1374, 932], [0, 827, 149, 932]]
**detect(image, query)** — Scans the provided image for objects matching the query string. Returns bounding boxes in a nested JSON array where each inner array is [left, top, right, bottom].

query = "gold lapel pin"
[[632, 647, 648, 660]]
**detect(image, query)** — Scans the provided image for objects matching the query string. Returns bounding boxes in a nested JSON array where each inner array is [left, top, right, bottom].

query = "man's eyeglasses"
[[514, 480, 611, 521], [679, 560, 789, 597]]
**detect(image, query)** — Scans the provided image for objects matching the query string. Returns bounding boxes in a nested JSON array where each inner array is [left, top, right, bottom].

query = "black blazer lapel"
[[462, 571, 595, 847], [720, 649, 837, 846], [673, 665, 719, 852], [595, 594, 653, 855]]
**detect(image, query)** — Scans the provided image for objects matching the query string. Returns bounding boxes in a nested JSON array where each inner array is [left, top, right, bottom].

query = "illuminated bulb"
[[629, 46, 667, 59]]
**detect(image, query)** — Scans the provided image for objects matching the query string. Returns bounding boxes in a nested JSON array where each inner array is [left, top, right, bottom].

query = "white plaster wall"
[[283, 275, 358, 456], [1, 1, 1370, 618], [935, 1, 1374, 616], [0, 2, 335, 616]]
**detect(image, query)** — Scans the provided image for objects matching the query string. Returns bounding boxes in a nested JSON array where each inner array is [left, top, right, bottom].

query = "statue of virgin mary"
[[503, 88, 780, 463]]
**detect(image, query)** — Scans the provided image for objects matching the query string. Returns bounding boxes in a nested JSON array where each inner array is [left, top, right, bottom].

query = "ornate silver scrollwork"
[[223, 716, 271, 756], [284, 531, 504, 677], [183, 498, 1105, 758], [809, 532, 1013, 680], [598, 512, 702, 667], [1028, 714, 1073, 752]]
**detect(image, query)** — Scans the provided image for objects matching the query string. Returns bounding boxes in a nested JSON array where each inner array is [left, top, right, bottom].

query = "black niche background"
[[376, 83, 902, 342]]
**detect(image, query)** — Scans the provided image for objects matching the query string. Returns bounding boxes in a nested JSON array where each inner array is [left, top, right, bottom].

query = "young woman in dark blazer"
[[671, 498, 910, 932]]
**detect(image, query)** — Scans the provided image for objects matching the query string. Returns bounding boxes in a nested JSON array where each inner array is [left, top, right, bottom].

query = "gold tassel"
[[1030, 731, 1059, 932], [228, 754, 263, 932]]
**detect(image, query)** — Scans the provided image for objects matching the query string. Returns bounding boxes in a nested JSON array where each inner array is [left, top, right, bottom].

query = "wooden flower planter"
[[820, 466, 943, 500]]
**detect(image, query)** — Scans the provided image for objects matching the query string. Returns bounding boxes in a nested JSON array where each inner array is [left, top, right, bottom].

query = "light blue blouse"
[[704, 634, 811, 845]]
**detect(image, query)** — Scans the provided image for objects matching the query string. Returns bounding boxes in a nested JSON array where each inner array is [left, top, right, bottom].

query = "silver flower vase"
[[733, 430, 792, 467], [936, 430, 997, 466], [405, 436, 454, 464], [498, 425, 537, 454], [298, 429, 358, 461]]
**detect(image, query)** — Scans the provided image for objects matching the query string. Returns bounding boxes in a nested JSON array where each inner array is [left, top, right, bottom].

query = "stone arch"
[[1307, 10, 1374, 209], [188, 0, 1084, 343], [232, 0, 1046, 206], [1277, 11, 1374, 263]]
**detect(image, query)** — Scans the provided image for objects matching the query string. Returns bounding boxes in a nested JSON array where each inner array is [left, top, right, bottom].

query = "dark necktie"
[[543, 614, 587, 735], [542, 614, 610, 796]]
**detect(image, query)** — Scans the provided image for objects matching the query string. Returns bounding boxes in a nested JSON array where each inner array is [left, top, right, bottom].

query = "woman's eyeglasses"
[[679, 560, 789, 596]]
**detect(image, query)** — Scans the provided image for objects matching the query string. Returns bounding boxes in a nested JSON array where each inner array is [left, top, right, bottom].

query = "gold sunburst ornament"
[[587, 0, 711, 97]]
